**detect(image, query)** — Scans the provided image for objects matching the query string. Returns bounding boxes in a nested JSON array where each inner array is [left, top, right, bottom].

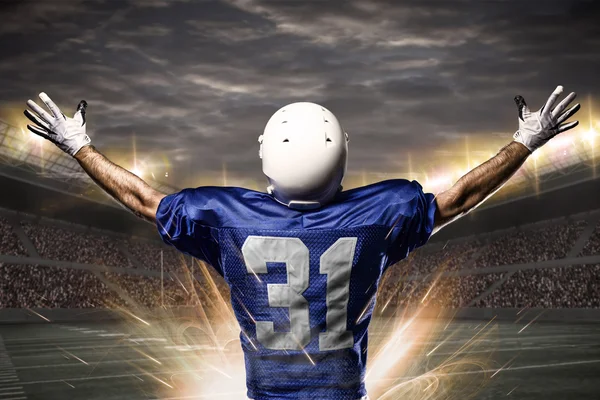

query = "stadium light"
[[24, 128, 44, 143], [548, 135, 574, 149], [131, 165, 144, 178], [582, 128, 597, 145], [457, 168, 471, 178], [424, 175, 452, 191]]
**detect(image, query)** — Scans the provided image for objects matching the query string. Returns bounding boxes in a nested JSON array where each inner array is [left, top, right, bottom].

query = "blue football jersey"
[[156, 179, 436, 400]]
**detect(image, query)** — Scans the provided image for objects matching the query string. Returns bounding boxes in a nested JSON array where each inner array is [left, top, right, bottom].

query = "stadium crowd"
[[476, 265, 600, 308], [105, 272, 193, 308], [0, 216, 599, 309], [21, 222, 133, 267], [0, 263, 229, 310], [0, 217, 27, 256], [580, 220, 600, 256], [398, 219, 587, 275], [471, 220, 586, 268], [377, 272, 503, 309], [0, 263, 123, 308], [398, 240, 483, 275], [125, 240, 187, 271]]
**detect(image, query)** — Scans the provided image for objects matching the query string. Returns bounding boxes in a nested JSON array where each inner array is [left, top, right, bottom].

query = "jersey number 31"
[[242, 236, 357, 351]]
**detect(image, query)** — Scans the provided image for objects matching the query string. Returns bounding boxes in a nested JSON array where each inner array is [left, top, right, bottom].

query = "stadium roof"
[[1, 117, 599, 212], [0, 119, 180, 210]]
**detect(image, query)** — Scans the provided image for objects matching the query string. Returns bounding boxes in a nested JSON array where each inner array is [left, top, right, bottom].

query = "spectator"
[[2, 215, 599, 310], [22, 222, 133, 267], [580, 220, 600, 256], [472, 221, 586, 269], [477, 265, 600, 308], [0, 217, 27, 256], [0, 263, 125, 308], [125, 240, 187, 272]]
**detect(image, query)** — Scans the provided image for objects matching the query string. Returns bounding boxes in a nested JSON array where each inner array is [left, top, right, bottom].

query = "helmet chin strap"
[[288, 200, 322, 210], [267, 185, 343, 210]]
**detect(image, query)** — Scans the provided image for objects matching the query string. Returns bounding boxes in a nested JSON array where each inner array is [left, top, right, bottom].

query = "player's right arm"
[[74, 146, 165, 223], [24, 92, 165, 224]]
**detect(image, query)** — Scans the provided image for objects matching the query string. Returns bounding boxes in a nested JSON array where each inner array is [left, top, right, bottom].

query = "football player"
[[24, 85, 579, 399]]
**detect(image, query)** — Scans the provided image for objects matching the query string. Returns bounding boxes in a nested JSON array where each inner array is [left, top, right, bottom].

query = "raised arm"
[[74, 146, 165, 222], [433, 85, 581, 233], [24, 92, 165, 223], [434, 141, 529, 231]]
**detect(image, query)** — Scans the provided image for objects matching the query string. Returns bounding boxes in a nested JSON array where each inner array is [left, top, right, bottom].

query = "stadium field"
[[0, 318, 598, 400]]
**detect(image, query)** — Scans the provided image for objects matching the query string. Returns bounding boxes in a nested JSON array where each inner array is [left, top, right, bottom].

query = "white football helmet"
[[258, 102, 349, 210]]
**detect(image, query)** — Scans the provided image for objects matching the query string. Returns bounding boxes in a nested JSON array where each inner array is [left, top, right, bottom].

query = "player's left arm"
[[433, 141, 529, 232], [433, 85, 581, 233]]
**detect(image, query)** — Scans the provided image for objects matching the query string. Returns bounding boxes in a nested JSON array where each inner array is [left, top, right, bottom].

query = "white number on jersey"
[[242, 236, 357, 351]]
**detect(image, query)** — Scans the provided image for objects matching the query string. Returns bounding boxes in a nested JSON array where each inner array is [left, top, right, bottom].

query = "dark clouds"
[[0, 0, 598, 189]]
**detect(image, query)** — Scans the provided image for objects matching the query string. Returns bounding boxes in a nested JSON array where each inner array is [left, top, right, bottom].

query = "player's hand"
[[24, 92, 91, 157], [513, 85, 580, 153]]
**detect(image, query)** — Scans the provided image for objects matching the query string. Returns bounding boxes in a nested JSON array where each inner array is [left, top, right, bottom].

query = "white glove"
[[513, 85, 580, 152], [24, 92, 91, 157]]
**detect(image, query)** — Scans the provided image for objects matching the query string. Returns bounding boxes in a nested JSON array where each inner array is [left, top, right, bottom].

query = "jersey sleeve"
[[155, 188, 223, 275], [384, 180, 437, 267]]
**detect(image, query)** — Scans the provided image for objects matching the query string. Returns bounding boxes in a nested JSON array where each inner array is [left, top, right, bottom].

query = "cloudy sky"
[[0, 0, 598, 189]]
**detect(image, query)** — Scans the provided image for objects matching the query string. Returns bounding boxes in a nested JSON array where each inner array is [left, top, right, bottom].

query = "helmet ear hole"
[[283, 139, 289, 143]]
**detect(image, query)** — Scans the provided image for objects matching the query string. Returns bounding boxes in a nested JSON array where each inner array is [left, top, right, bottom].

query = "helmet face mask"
[[259, 102, 349, 209]]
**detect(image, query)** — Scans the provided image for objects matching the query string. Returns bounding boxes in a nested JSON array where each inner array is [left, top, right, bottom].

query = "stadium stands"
[[124, 240, 186, 271], [1, 209, 600, 309], [476, 265, 600, 308], [377, 273, 504, 309], [471, 220, 587, 268], [0, 217, 27, 256], [104, 273, 192, 308], [0, 264, 123, 308], [580, 220, 600, 257], [21, 222, 133, 267], [402, 239, 483, 275]]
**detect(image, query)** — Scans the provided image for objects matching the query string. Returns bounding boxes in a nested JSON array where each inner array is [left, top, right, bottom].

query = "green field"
[[0, 317, 599, 400]]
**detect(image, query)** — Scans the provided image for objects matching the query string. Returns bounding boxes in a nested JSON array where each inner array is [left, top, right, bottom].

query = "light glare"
[[582, 128, 597, 144], [131, 165, 144, 177]]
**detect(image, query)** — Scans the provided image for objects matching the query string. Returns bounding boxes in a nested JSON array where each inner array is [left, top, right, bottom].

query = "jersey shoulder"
[[159, 186, 282, 230], [326, 179, 431, 229], [158, 179, 432, 231]]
